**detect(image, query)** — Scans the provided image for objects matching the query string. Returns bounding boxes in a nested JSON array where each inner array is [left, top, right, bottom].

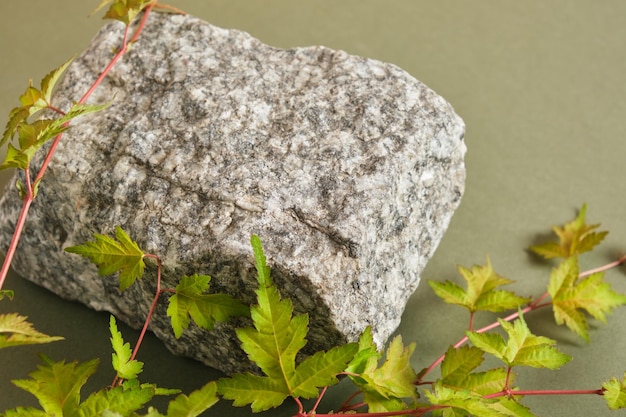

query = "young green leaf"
[[530, 204, 608, 259], [429, 257, 530, 313], [65, 225, 146, 291], [355, 335, 419, 414], [548, 256, 626, 341], [92, 0, 155, 25], [603, 372, 626, 410], [426, 382, 535, 417], [466, 312, 571, 370], [345, 326, 382, 378], [1, 58, 74, 147], [0, 119, 70, 171], [166, 382, 219, 417], [0, 313, 64, 349], [167, 273, 249, 338], [110, 315, 143, 380], [11, 354, 99, 416], [217, 235, 357, 412], [440, 345, 509, 396]]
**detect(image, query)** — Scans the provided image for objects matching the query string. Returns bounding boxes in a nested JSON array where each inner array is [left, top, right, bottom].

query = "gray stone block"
[[0, 12, 465, 374]]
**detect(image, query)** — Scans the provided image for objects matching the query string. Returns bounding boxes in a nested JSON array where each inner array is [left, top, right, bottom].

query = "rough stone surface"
[[0, 13, 466, 374]]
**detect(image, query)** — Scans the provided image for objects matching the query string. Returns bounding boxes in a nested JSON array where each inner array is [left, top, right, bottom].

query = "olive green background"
[[1, 1, 626, 416]]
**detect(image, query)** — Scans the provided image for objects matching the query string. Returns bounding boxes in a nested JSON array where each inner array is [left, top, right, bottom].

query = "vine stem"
[[483, 388, 604, 399], [0, 3, 156, 292], [416, 255, 626, 383], [112, 253, 166, 387]]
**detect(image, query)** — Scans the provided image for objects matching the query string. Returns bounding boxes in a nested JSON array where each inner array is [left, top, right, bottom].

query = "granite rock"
[[0, 13, 466, 374]]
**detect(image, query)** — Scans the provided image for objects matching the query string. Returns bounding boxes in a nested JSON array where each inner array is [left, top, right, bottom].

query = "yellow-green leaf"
[[603, 372, 626, 410], [0, 313, 63, 349], [166, 382, 219, 417], [429, 257, 530, 313], [65, 225, 145, 291], [530, 204, 608, 259], [12, 354, 99, 416], [110, 316, 143, 380], [467, 312, 571, 370]]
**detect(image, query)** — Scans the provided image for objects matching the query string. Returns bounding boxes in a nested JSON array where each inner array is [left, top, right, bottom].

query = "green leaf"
[[467, 312, 571, 370], [0, 119, 70, 171], [1, 58, 74, 148], [92, 0, 155, 25], [530, 204, 608, 259], [217, 235, 357, 412], [548, 256, 626, 341], [425, 383, 499, 417], [110, 315, 143, 380], [77, 381, 158, 417], [166, 274, 249, 339], [11, 354, 99, 416], [347, 332, 419, 414], [603, 372, 626, 410], [1, 407, 48, 417], [65, 225, 146, 291], [429, 257, 530, 313], [440, 345, 508, 396], [0, 289, 15, 300], [166, 382, 219, 417], [0, 313, 63, 349], [345, 326, 382, 378], [426, 383, 535, 417]]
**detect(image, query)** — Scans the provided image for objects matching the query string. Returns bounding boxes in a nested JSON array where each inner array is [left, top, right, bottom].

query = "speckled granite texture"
[[0, 12, 465, 374]]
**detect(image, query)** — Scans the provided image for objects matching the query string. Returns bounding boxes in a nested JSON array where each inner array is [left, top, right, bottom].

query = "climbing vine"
[[1, 1, 626, 416]]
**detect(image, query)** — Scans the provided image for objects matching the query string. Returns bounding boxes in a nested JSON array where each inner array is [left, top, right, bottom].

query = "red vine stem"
[[416, 255, 626, 383], [0, 3, 156, 292]]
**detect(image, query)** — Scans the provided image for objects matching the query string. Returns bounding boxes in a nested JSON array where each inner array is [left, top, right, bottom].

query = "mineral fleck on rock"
[[0, 13, 466, 374]]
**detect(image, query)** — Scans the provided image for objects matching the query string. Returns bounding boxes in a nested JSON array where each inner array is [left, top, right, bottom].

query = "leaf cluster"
[[217, 235, 358, 412], [1, 59, 108, 175], [65, 226, 249, 334]]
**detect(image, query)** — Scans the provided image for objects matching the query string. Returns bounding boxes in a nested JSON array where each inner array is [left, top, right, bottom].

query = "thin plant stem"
[[0, 4, 156, 292], [416, 257, 625, 383]]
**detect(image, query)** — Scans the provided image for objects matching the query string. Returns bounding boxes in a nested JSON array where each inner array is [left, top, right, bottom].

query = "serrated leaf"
[[65, 225, 145, 291], [93, 0, 155, 25], [530, 204, 608, 259], [429, 257, 530, 314], [217, 235, 357, 412], [345, 334, 418, 415], [603, 372, 626, 410], [1, 407, 48, 417], [217, 373, 288, 412], [12, 354, 99, 416], [41, 57, 74, 104], [0, 313, 63, 349], [467, 312, 571, 370], [362, 335, 418, 400], [426, 383, 500, 417], [1, 59, 74, 148], [167, 274, 249, 338], [166, 382, 219, 417], [345, 326, 382, 378], [441, 345, 509, 396], [427, 383, 535, 417], [0, 119, 71, 171], [548, 256, 626, 341], [110, 315, 143, 380], [77, 381, 158, 417]]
